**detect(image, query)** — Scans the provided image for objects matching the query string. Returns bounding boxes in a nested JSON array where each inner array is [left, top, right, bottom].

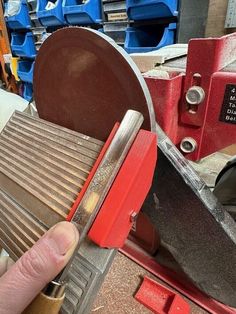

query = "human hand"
[[0, 221, 79, 314]]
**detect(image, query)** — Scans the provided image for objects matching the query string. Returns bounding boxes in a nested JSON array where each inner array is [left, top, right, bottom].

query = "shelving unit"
[[103, 0, 128, 46], [3, 0, 179, 99], [102, 0, 178, 52], [3, 0, 106, 100], [4, 0, 39, 99]]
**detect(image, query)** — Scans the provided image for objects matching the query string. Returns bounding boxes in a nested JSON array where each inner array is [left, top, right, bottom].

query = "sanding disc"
[[34, 27, 156, 141]]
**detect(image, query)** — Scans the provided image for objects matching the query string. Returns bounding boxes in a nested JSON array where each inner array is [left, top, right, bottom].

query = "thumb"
[[0, 221, 79, 314]]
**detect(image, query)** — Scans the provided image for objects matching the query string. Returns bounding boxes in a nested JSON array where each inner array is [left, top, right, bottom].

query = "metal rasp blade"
[[0, 110, 104, 256]]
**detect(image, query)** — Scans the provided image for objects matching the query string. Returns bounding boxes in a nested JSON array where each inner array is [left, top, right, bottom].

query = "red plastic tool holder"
[[88, 129, 157, 248], [135, 276, 190, 314]]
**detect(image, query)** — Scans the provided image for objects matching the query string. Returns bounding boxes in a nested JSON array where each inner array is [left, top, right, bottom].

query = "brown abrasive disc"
[[34, 27, 155, 141]]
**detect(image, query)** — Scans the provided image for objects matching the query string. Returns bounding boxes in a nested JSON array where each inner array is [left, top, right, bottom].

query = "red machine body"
[[144, 32, 236, 161]]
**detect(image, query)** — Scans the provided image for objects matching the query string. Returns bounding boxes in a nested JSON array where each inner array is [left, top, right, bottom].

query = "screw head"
[[186, 86, 205, 105], [180, 137, 197, 153]]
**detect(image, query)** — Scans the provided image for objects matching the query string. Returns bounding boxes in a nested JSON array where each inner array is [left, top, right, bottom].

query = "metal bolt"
[[186, 86, 205, 105], [180, 137, 197, 153]]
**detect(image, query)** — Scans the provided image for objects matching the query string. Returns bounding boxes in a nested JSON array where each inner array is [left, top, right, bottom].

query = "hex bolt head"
[[186, 86, 205, 105], [180, 137, 197, 153]]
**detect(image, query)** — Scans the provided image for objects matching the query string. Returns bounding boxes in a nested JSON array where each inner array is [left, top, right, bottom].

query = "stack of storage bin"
[[5, 0, 36, 100], [102, 0, 128, 47], [102, 0, 178, 53], [125, 0, 178, 53], [5, 0, 103, 101], [36, 0, 103, 27]]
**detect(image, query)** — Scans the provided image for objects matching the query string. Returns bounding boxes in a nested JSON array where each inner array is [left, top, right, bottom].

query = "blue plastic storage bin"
[[62, 0, 102, 25], [36, 0, 66, 26], [124, 23, 176, 53], [11, 32, 36, 58], [17, 60, 34, 83], [5, 0, 31, 30], [127, 0, 178, 21], [23, 82, 33, 101]]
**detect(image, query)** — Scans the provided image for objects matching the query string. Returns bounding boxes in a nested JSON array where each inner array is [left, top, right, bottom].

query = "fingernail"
[[46, 222, 79, 256]]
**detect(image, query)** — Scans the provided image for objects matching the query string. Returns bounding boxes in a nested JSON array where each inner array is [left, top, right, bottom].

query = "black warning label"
[[219, 84, 236, 124]]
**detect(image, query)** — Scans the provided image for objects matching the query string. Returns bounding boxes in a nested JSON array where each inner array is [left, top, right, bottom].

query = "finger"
[[0, 221, 79, 314], [0, 257, 14, 276]]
